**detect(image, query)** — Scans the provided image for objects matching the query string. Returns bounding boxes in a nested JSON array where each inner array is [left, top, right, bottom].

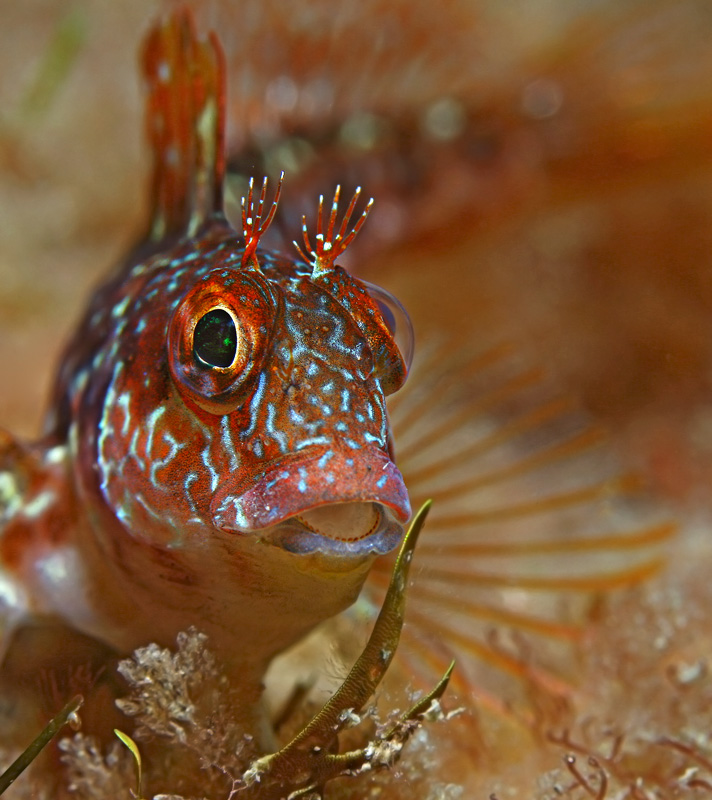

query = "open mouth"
[[211, 446, 411, 557], [259, 501, 404, 556]]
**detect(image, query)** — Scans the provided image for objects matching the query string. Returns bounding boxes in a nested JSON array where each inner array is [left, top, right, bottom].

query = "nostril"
[[296, 502, 381, 542]]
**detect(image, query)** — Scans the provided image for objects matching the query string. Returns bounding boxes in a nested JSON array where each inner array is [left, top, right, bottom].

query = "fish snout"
[[210, 447, 410, 556]]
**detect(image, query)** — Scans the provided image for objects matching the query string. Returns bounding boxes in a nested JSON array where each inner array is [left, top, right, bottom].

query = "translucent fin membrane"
[[363, 279, 415, 373], [361, 338, 676, 725]]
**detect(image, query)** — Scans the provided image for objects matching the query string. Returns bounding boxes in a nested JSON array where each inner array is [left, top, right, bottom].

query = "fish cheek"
[[90, 353, 193, 545]]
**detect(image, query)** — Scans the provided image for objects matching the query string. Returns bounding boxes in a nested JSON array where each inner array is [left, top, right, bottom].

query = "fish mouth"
[[211, 446, 410, 557], [262, 502, 404, 556]]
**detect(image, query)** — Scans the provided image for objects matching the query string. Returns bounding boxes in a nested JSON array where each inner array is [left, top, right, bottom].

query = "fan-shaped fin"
[[359, 340, 676, 724]]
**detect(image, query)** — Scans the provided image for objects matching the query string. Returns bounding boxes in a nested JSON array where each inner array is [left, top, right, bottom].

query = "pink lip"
[[211, 446, 411, 532]]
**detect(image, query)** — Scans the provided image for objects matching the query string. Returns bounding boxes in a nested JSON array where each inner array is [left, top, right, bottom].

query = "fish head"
[[90, 227, 412, 575]]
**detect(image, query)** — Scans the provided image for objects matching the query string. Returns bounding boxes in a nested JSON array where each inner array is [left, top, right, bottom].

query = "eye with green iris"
[[193, 308, 238, 368]]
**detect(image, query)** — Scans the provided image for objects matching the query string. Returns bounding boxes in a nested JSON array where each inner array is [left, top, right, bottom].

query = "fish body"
[[0, 10, 411, 732]]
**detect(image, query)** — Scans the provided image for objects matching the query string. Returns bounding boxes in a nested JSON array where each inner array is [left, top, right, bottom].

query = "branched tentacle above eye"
[[241, 172, 284, 272], [294, 186, 374, 276]]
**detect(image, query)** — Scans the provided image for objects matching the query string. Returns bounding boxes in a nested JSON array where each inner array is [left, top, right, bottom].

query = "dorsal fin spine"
[[141, 9, 228, 243]]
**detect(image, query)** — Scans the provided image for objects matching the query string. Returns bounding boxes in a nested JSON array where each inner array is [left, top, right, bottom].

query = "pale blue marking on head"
[[149, 431, 186, 486], [220, 415, 240, 472], [265, 402, 289, 452], [116, 391, 132, 437], [183, 471, 200, 514], [298, 467, 308, 494], [201, 443, 220, 492], [144, 405, 167, 463], [242, 372, 267, 439], [128, 426, 147, 472], [317, 450, 334, 469], [295, 436, 331, 451], [289, 408, 306, 425]]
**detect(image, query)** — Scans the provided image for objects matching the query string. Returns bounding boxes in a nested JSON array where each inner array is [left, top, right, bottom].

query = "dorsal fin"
[[141, 8, 227, 242]]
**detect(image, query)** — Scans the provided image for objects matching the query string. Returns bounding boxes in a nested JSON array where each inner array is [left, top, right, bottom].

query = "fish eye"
[[193, 308, 238, 368], [168, 268, 277, 414], [363, 281, 415, 372]]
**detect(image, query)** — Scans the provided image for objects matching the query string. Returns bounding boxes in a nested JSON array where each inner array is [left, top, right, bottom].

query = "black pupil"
[[193, 309, 237, 368]]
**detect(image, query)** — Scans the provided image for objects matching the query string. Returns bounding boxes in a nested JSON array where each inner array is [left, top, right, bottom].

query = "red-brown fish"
[[0, 11, 417, 741]]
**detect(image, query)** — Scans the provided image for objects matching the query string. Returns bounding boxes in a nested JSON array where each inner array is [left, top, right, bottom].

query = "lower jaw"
[[272, 526, 403, 556], [259, 510, 404, 558]]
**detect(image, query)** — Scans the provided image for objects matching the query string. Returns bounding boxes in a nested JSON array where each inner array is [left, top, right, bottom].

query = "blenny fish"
[[0, 6, 680, 798], [0, 9, 419, 744]]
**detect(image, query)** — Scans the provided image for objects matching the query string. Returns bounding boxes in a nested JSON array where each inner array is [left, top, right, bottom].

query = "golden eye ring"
[[168, 269, 278, 414]]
